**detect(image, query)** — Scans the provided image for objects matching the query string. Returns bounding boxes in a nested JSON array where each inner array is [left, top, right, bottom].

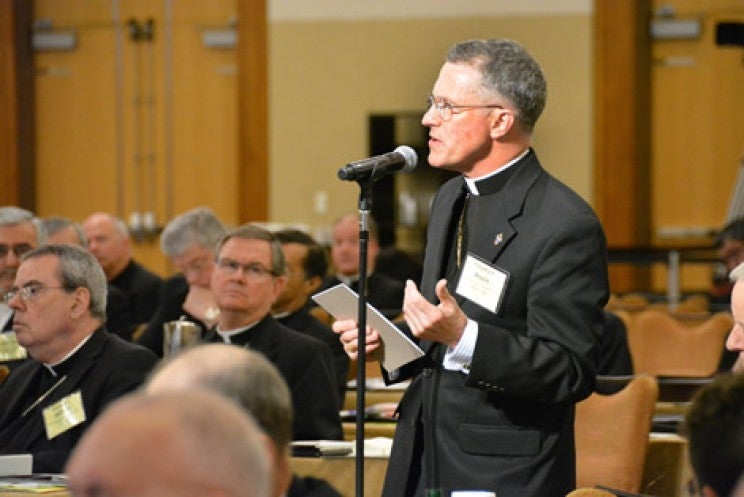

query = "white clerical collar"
[[464, 148, 529, 195], [45, 332, 94, 374], [216, 320, 260, 344], [336, 274, 358, 286]]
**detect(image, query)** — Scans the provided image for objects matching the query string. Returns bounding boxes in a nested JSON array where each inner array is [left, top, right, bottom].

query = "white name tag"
[[43, 390, 86, 440], [0, 332, 27, 361], [455, 254, 509, 314]]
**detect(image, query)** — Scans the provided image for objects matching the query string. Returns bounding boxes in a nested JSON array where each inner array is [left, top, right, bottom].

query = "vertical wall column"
[[593, 0, 652, 292], [0, 0, 35, 208]]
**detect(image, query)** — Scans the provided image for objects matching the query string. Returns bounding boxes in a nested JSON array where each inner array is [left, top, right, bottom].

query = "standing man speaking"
[[335, 39, 608, 497]]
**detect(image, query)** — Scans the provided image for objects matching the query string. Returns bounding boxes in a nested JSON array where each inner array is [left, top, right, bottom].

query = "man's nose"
[[726, 327, 744, 351]]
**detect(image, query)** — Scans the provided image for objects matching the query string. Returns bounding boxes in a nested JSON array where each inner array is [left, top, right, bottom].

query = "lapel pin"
[[494, 233, 503, 246]]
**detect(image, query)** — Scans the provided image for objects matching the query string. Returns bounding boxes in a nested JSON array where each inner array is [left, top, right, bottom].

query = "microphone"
[[338, 145, 417, 181]]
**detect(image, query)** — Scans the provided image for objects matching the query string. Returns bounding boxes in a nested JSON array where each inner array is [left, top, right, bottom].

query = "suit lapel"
[[465, 152, 543, 265]]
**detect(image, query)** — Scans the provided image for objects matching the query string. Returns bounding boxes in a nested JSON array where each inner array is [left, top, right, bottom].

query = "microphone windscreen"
[[394, 145, 418, 173]]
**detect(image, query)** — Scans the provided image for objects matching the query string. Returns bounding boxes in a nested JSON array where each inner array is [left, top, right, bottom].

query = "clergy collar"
[[215, 319, 261, 344], [44, 331, 95, 376], [335, 274, 358, 286], [463, 148, 530, 196]]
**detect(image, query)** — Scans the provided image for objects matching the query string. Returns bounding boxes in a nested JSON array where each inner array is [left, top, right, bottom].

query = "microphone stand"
[[354, 179, 373, 497]]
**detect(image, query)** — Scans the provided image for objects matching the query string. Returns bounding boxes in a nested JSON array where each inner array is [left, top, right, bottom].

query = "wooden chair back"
[[575, 374, 658, 493], [0, 365, 10, 385], [625, 310, 732, 377]]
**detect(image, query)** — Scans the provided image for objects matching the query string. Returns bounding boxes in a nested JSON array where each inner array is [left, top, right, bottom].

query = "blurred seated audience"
[[374, 245, 423, 286], [0, 244, 157, 472], [83, 212, 162, 325], [137, 206, 226, 356], [315, 213, 404, 319], [66, 389, 271, 497], [725, 262, 744, 373], [146, 344, 342, 497], [44, 216, 137, 340], [683, 373, 744, 497], [712, 218, 744, 311]]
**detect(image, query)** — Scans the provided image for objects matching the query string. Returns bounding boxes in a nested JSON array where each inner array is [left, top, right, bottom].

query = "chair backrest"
[[566, 489, 618, 497], [575, 374, 659, 493], [625, 310, 733, 377]]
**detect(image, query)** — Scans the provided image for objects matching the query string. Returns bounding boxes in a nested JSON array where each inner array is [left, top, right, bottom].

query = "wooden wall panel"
[[0, 0, 35, 209], [594, 0, 652, 292]]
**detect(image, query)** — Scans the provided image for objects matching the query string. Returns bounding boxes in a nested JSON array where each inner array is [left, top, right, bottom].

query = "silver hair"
[[42, 217, 87, 246], [0, 206, 46, 243], [215, 224, 286, 277], [447, 38, 547, 132], [160, 207, 226, 258], [22, 244, 108, 321]]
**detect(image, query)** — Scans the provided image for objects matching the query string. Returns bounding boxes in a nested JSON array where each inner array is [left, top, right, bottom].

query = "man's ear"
[[70, 287, 91, 319], [304, 275, 323, 296], [489, 108, 516, 139]]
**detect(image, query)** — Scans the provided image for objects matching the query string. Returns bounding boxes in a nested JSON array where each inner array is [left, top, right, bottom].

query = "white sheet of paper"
[[312, 284, 424, 371]]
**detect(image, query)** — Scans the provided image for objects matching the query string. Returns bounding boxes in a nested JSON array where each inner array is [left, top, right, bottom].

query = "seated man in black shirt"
[[316, 213, 404, 319], [0, 244, 157, 472], [204, 224, 342, 441], [137, 207, 226, 356], [273, 229, 348, 403]]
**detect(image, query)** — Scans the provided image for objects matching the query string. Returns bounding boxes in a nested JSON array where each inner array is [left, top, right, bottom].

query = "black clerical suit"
[[204, 314, 342, 441], [277, 305, 349, 404], [137, 274, 207, 357], [381, 150, 609, 497], [0, 328, 158, 472], [110, 259, 162, 325]]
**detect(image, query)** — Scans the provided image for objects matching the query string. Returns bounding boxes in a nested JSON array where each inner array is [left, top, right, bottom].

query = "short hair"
[[683, 373, 744, 497], [0, 206, 46, 244], [332, 213, 379, 242], [69, 389, 271, 497], [447, 39, 547, 132], [22, 244, 107, 321], [716, 218, 744, 248], [160, 207, 226, 258], [148, 344, 294, 452], [215, 224, 285, 277], [274, 229, 328, 280], [43, 217, 87, 245]]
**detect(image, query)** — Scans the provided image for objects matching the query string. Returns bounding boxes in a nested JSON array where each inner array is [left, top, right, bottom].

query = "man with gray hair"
[[66, 389, 271, 497], [146, 344, 341, 497], [43, 216, 137, 340], [335, 39, 608, 497], [137, 206, 226, 356], [0, 206, 45, 331], [83, 212, 162, 326], [0, 244, 157, 473]]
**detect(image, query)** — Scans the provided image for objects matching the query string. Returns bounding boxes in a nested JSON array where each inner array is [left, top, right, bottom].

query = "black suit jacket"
[[137, 274, 207, 357], [278, 305, 349, 404], [110, 260, 163, 325], [204, 314, 343, 441], [0, 328, 158, 472], [382, 151, 609, 497]]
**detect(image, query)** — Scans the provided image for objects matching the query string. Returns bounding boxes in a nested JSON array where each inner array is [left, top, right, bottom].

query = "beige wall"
[[269, 14, 593, 240]]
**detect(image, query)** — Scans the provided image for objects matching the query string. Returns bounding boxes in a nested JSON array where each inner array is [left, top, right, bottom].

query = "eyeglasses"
[[216, 258, 277, 279], [0, 243, 33, 258], [3, 283, 72, 304], [426, 94, 503, 122]]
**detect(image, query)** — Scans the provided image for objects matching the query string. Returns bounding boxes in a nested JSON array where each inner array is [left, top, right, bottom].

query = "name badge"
[[456, 254, 509, 314], [0, 332, 28, 361], [43, 391, 86, 440]]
